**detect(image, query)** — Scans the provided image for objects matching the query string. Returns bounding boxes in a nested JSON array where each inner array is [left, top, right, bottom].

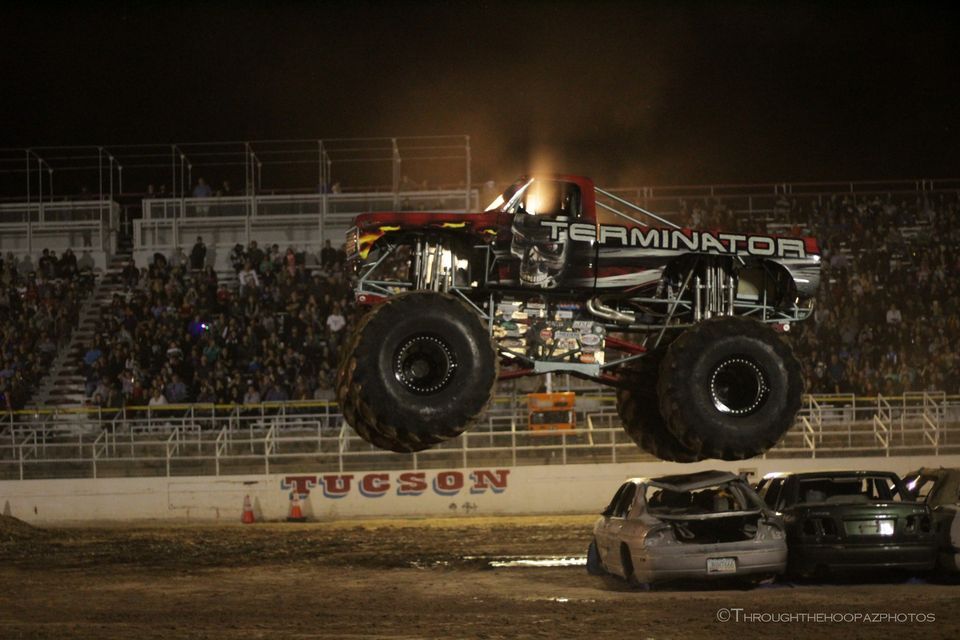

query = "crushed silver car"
[[904, 467, 960, 573], [588, 470, 787, 585]]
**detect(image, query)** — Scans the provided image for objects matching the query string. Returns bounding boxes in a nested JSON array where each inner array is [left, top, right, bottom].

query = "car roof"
[[626, 470, 739, 492], [763, 470, 900, 481]]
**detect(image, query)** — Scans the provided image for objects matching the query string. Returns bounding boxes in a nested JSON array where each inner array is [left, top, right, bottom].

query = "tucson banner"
[[281, 469, 511, 499]]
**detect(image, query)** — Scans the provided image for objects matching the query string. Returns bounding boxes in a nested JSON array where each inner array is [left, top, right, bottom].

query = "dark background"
[[1, 0, 957, 186]]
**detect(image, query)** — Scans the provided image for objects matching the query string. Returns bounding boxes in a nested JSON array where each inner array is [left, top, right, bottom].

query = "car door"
[[605, 482, 639, 576], [595, 483, 629, 564]]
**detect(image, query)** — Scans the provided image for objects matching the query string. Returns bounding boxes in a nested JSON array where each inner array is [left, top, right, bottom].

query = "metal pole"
[[392, 138, 400, 209], [317, 140, 326, 193], [245, 142, 253, 195], [465, 135, 471, 211]]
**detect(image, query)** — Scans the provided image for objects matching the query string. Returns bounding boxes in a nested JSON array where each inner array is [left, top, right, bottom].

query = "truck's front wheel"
[[657, 316, 802, 460], [336, 292, 498, 453]]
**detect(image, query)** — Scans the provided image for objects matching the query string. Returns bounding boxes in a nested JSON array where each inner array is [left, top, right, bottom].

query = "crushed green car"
[[756, 470, 937, 578]]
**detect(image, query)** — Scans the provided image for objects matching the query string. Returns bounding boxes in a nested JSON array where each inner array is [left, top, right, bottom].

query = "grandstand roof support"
[[391, 137, 400, 209], [25, 149, 54, 205], [465, 135, 471, 212]]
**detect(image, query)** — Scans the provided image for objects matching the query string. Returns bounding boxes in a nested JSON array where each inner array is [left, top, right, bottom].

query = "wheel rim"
[[394, 334, 457, 394], [709, 357, 769, 415]]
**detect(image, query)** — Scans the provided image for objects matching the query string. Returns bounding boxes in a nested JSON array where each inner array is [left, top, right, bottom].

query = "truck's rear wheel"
[[658, 316, 802, 460], [336, 292, 498, 453], [616, 347, 703, 463]]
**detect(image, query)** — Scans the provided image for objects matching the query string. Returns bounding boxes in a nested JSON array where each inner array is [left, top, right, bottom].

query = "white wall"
[[2, 454, 958, 524]]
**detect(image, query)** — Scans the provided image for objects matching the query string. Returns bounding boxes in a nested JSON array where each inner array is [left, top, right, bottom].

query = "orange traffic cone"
[[287, 490, 307, 522], [241, 495, 256, 524]]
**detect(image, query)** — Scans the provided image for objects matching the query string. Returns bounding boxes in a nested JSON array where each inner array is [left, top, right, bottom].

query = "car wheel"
[[616, 346, 704, 463], [336, 292, 498, 452], [658, 316, 802, 460], [586, 539, 606, 576], [620, 543, 644, 588]]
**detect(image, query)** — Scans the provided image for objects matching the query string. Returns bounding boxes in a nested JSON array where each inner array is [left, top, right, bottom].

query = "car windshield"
[[797, 475, 905, 504], [644, 481, 760, 516]]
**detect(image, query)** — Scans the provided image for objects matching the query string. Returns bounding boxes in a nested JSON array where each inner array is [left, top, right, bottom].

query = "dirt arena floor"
[[1, 513, 958, 639]]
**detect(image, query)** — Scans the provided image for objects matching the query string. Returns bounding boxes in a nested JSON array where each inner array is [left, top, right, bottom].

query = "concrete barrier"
[[2, 454, 958, 524]]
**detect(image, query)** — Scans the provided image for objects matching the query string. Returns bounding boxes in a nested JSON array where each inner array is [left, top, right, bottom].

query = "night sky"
[[2, 1, 958, 186]]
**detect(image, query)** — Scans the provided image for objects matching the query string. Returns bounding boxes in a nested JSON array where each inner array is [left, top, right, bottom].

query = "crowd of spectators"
[[791, 192, 960, 396], [0, 249, 91, 410], [81, 238, 354, 411]]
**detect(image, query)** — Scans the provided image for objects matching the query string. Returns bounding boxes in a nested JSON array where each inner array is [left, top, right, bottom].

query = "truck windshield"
[[484, 178, 581, 217]]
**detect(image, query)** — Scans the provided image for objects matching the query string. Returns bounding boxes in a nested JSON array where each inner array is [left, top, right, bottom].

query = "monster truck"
[[336, 175, 820, 461]]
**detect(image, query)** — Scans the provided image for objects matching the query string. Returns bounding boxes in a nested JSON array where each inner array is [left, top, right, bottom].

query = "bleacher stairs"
[[31, 253, 131, 408]]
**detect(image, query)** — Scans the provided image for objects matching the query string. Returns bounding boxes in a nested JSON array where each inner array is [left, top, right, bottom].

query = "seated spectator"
[[263, 378, 289, 402], [326, 303, 346, 349], [147, 387, 168, 406], [165, 374, 189, 404], [238, 262, 260, 294], [243, 384, 261, 405], [196, 381, 217, 404]]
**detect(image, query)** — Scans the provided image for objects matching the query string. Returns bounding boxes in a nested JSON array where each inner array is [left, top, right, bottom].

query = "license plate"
[[707, 557, 737, 574], [844, 519, 895, 536]]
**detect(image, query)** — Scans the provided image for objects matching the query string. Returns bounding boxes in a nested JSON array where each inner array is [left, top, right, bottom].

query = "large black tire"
[[336, 292, 498, 453], [658, 316, 803, 461], [616, 347, 704, 463], [586, 539, 606, 576]]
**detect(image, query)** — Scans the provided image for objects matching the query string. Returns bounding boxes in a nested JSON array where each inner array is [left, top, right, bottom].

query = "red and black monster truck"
[[336, 175, 821, 461]]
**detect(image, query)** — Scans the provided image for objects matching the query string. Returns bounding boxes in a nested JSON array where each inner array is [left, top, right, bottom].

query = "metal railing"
[[873, 395, 892, 451], [132, 189, 480, 268], [920, 391, 944, 451], [2, 393, 960, 481], [798, 416, 818, 456], [0, 199, 120, 256]]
